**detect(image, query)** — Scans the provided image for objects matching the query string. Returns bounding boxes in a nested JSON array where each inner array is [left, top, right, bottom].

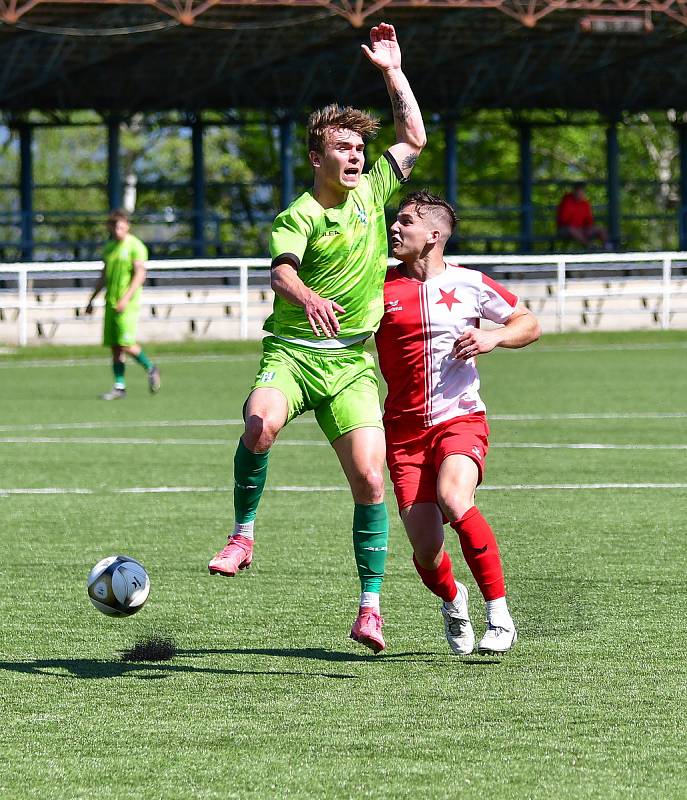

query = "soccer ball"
[[87, 555, 150, 617]]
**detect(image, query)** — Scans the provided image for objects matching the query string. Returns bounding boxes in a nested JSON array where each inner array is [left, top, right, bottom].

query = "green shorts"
[[250, 336, 383, 443], [103, 305, 139, 347]]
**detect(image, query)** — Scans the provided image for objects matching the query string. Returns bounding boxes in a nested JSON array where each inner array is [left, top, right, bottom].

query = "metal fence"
[[1, 252, 687, 346]]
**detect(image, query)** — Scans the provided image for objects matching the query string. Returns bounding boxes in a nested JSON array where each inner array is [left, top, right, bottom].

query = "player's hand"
[[452, 326, 497, 361], [115, 298, 129, 313], [304, 292, 345, 337], [361, 23, 401, 72]]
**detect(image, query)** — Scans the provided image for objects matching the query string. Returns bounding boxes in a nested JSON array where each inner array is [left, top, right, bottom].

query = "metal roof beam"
[[4, 0, 687, 28]]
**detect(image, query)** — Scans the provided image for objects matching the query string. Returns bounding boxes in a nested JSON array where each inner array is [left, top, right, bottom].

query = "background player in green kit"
[[85, 210, 160, 400], [209, 22, 426, 653]]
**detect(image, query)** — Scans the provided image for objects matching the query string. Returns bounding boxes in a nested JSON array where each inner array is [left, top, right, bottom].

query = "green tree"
[[0, 109, 685, 260]]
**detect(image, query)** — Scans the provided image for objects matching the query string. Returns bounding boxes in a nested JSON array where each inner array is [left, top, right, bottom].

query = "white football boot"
[[440, 581, 475, 655], [477, 621, 517, 655]]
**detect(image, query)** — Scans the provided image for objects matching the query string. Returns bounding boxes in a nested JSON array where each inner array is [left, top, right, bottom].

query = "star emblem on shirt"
[[436, 288, 460, 311]]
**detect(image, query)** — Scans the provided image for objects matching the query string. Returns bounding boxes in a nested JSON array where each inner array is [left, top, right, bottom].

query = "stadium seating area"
[[2, 254, 686, 345]]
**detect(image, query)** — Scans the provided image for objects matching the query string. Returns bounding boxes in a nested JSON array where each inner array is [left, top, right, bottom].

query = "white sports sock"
[[233, 521, 254, 540], [360, 592, 380, 612], [445, 582, 469, 616], [486, 596, 511, 627]]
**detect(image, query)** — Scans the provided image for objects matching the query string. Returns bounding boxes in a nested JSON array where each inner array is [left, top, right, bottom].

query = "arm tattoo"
[[402, 153, 418, 172], [391, 90, 410, 122]]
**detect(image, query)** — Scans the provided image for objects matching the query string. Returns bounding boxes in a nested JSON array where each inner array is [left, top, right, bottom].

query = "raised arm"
[[361, 23, 426, 180]]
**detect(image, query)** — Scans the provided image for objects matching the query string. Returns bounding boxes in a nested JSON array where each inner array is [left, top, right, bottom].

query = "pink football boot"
[[208, 535, 254, 577], [350, 607, 385, 653]]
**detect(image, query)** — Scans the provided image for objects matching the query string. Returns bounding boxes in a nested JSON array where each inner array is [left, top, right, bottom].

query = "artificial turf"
[[1, 331, 686, 799]]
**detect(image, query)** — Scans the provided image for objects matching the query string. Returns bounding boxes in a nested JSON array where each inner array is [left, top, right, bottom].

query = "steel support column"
[[191, 118, 206, 258], [19, 124, 33, 262], [107, 116, 122, 211], [280, 117, 295, 210], [606, 120, 621, 248], [678, 125, 687, 250], [444, 117, 458, 210], [518, 123, 533, 253]]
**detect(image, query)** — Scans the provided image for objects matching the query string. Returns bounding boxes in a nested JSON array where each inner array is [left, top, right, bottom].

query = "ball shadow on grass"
[[120, 635, 177, 662]]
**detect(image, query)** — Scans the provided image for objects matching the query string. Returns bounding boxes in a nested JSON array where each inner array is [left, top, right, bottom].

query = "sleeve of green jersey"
[[367, 151, 407, 208], [131, 237, 148, 262], [269, 207, 313, 269]]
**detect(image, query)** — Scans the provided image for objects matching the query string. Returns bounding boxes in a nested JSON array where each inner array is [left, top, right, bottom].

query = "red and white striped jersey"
[[375, 261, 518, 431]]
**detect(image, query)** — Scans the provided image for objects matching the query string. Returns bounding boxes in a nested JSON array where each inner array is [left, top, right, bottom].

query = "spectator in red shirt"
[[556, 181, 610, 248]]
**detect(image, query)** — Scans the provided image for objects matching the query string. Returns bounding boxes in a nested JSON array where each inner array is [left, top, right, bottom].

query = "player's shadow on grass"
[[177, 647, 499, 665], [179, 646, 400, 662], [0, 658, 357, 681]]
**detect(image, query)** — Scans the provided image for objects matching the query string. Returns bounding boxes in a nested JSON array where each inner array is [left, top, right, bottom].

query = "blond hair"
[[307, 104, 380, 154]]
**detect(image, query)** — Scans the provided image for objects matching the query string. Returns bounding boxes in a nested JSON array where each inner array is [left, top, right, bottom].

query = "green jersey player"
[[209, 22, 426, 653], [85, 210, 160, 399]]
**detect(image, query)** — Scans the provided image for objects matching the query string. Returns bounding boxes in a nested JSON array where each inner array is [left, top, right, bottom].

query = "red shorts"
[[385, 413, 490, 512]]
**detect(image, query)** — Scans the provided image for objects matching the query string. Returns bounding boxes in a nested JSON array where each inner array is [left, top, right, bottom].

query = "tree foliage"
[[0, 109, 684, 260]]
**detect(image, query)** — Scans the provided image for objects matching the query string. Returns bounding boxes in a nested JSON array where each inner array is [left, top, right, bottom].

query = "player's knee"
[[351, 466, 385, 503], [413, 544, 443, 570], [437, 487, 473, 522], [243, 413, 281, 452]]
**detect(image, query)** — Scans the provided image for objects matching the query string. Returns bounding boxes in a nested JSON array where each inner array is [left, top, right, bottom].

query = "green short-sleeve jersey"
[[102, 234, 148, 308], [265, 152, 404, 341]]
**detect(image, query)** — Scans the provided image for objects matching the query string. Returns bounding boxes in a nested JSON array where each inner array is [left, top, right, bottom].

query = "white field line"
[[1, 437, 686, 450], [2, 482, 687, 497], [490, 412, 687, 421], [534, 342, 687, 353], [494, 442, 687, 450], [0, 436, 328, 445], [0, 354, 259, 369], [0, 418, 313, 433], [1, 411, 685, 434]]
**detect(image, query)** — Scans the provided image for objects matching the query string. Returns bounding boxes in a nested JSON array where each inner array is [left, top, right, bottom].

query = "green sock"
[[352, 502, 389, 594], [133, 350, 153, 371], [233, 438, 270, 524], [113, 361, 125, 388]]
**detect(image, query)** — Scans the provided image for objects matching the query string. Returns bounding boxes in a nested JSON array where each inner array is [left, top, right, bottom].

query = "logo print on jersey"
[[436, 288, 460, 311], [385, 299, 403, 313], [472, 445, 482, 460], [257, 371, 275, 383], [353, 201, 368, 225]]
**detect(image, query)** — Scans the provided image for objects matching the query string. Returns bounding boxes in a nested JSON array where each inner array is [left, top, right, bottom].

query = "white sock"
[[486, 596, 511, 627], [233, 521, 254, 540], [446, 581, 468, 615], [360, 592, 380, 612]]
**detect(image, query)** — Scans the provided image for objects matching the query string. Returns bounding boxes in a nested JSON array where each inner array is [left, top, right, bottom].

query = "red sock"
[[412, 551, 458, 603], [450, 506, 506, 601]]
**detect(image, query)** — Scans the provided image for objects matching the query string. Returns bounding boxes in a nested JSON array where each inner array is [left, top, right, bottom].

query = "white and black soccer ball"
[[87, 555, 150, 617]]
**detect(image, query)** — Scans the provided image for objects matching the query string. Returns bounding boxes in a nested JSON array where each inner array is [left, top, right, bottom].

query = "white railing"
[[0, 258, 269, 346], [1, 252, 687, 346], [459, 251, 687, 333]]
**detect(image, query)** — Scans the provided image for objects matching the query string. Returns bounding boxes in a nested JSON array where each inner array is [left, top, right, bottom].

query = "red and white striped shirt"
[[375, 262, 518, 434]]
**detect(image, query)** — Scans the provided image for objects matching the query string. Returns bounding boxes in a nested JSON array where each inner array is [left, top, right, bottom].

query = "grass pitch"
[[1, 330, 686, 799]]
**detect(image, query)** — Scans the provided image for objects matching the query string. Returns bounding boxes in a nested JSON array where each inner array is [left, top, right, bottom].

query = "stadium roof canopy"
[[1, 0, 687, 114]]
